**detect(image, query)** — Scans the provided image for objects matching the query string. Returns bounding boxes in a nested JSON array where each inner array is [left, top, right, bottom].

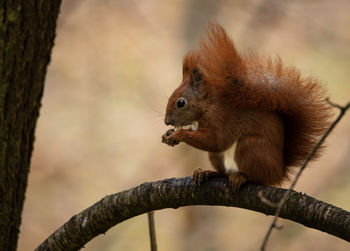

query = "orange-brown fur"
[[162, 23, 332, 188]]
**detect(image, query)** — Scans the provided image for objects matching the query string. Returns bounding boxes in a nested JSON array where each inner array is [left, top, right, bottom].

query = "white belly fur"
[[224, 141, 238, 173]]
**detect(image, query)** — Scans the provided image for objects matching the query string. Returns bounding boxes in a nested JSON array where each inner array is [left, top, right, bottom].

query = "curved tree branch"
[[36, 177, 350, 250]]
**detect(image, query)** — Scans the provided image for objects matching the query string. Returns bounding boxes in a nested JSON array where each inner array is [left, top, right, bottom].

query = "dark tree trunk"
[[0, 1, 61, 250]]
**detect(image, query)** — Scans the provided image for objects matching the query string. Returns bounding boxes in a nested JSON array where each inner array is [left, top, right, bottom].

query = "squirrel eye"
[[176, 98, 186, 108]]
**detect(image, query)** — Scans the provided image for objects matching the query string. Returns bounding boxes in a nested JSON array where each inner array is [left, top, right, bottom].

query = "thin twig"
[[148, 211, 157, 251], [260, 100, 350, 251], [258, 191, 278, 207]]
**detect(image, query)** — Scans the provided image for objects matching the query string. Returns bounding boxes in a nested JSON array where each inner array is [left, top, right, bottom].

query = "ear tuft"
[[191, 68, 204, 95], [192, 68, 202, 83]]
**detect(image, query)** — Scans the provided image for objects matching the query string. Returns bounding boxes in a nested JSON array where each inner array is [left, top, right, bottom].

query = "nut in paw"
[[161, 129, 179, 146]]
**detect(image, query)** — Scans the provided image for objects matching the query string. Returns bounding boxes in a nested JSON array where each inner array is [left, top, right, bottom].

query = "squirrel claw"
[[192, 169, 221, 185], [165, 129, 175, 136], [228, 172, 247, 191]]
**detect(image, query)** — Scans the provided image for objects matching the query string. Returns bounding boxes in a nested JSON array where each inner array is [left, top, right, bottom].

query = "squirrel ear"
[[191, 68, 203, 95], [192, 68, 202, 82]]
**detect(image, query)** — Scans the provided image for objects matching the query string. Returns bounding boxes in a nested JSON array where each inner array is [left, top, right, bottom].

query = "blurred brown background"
[[19, 0, 350, 250]]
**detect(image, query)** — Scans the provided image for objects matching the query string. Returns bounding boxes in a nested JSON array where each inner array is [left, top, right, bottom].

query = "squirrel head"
[[164, 65, 207, 128], [164, 23, 246, 128]]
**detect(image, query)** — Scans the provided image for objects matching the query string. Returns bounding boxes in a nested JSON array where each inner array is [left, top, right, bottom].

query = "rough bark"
[[36, 177, 350, 251], [0, 1, 61, 250]]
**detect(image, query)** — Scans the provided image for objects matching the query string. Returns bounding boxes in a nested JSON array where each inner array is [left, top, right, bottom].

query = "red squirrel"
[[161, 23, 332, 190]]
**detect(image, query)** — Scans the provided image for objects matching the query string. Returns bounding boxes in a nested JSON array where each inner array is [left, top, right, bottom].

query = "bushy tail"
[[197, 23, 333, 167], [245, 56, 333, 167]]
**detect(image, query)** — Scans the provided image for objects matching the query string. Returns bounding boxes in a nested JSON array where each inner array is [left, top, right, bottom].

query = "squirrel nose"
[[164, 116, 172, 126]]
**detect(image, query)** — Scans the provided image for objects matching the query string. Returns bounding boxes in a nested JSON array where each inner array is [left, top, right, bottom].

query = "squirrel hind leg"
[[208, 151, 249, 190], [228, 172, 247, 191], [234, 135, 286, 186]]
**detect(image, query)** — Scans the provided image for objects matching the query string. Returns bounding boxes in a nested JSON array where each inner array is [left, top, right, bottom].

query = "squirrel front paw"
[[161, 129, 179, 146]]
